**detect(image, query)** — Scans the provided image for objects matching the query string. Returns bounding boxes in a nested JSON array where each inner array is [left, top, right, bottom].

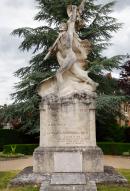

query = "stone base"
[[51, 173, 86, 185], [9, 166, 128, 187], [33, 146, 104, 173], [40, 179, 97, 191]]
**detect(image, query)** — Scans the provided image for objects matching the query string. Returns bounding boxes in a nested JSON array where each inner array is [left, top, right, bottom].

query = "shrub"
[[124, 127, 130, 142], [3, 144, 38, 155], [0, 129, 38, 151], [4, 142, 130, 156], [98, 142, 130, 155], [0, 152, 24, 159], [96, 123, 125, 142]]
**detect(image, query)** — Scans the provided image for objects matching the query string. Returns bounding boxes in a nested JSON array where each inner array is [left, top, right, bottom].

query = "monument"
[[33, 0, 103, 190], [9, 1, 128, 190]]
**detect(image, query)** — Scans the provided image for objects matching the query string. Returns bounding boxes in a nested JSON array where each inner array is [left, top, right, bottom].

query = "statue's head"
[[59, 22, 68, 32], [67, 5, 77, 17], [67, 4, 85, 31]]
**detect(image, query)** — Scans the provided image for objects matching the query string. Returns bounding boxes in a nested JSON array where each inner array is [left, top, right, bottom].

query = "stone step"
[[51, 173, 86, 185], [40, 181, 97, 191]]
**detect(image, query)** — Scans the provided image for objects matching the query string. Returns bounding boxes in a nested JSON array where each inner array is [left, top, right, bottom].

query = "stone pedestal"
[[34, 146, 103, 173], [40, 173, 97, 191], [32, 76, 104, 191], [40, 92, 96, 148], [33, 89, 104, 174]]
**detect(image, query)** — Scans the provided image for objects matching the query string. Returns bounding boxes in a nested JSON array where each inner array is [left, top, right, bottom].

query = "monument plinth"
[[33, 75, 104, 174]]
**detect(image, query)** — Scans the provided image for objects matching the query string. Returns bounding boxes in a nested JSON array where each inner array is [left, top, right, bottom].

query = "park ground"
[[0, 155, 130, 191], [1, 155, 130, 171]]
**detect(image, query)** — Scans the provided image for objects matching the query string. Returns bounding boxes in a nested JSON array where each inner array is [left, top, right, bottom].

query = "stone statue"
[[44, 0, 98, 91]]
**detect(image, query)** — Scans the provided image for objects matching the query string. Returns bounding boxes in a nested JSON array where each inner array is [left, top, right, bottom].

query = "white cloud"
[[0, 0, 39, 105], [0, 0, 38, 29], [103, 6, 130, 57]]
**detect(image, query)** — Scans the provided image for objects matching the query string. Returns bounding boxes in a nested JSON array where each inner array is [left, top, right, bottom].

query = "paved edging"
[[0, 155, 130, 171]]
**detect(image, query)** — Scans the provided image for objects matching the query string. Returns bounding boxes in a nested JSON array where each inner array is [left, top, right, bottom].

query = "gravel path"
[[0, 155, 130, 171], [104, 155, 130, 169], [0, 156, 33, 171]]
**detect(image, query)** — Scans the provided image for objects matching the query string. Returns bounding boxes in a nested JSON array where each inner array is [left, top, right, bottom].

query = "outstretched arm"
[[66, 5, 77, 48], [78, 0, 86, 14], [44, 33, 62, 61]]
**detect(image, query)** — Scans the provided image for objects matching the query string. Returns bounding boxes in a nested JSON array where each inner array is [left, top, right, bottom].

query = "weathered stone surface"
[[54, 152, 82, 172], [9, 167, 50, 187], [33, 146, 104, 173], [51, 173, 86, 185], [40, 181, 97, 191], [39, 92, 97, 148], [33, 91, 104, 174], [9, 166, 128, 187], [85, 166, 128, 184], [33, 0, 103, 182], [38, 75, 96, 99], [42, 1, 98, 94]]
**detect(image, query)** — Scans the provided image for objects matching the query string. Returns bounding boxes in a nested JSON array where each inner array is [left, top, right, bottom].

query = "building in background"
[[118, 103, 130, 126]]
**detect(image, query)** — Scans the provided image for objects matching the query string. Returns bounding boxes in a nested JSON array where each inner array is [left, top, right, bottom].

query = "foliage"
[[96, 123, 125, 142], [118, 169, 130, 184], [0, 102, 40, 134], [3, 142, 130, 155], [10, 0, 127, 133], [3, 144, 38, 155], [98, 185, 130, 191], [122, 152, 130, 156], [0, 170, 130, 191], [0, 152, 24, 159], [96, 93, 126, 127], [0, 171, 39, 191], [124, 127, 130, 142], [0, 171, 19, 189], [10, 145, 17, 154], [98, 142, 130, 155], [98, 169, 130, 191], [0, 129, 37, 151], [0, 104, 22, 129]]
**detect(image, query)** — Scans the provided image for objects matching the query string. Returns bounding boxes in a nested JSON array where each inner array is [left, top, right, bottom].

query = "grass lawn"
[[98, 169, 130, 191], [0, 171, 39, 191], [0, 169, 130, 191]]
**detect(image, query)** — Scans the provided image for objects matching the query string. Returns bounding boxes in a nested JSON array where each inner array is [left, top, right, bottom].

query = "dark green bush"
[[124, 127, 130, 142], [98, 142, 130, 155], [3, 144, 38, 155], [4, 142, 130, 156], [0, 129, 38, 151], [4, 142, 130, 155], [96, 123, 125, 142]]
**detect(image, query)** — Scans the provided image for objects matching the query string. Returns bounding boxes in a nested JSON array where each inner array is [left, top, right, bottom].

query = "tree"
[[11, 0, 127, 133]]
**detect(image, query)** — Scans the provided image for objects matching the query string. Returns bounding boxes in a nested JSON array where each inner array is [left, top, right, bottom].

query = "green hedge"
[[98, 142, 130, 155], [0, 129, 38, 151], [3, 144, 38, 155], [3, 142, 130, 155]]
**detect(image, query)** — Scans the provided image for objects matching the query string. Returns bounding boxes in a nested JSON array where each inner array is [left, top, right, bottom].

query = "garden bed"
[[0, 152, 25, 161]]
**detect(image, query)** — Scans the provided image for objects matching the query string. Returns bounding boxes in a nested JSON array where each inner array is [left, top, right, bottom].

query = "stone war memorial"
[[10, 0, 127, 190], [34, 0, 103, 174], [34, 1, 103, 189]]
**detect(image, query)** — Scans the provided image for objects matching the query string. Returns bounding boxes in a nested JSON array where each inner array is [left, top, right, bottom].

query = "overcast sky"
[[0, 0, 130, 105]]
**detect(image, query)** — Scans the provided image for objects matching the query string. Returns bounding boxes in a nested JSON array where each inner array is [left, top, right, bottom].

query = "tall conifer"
[[11, 0, 126, 133]]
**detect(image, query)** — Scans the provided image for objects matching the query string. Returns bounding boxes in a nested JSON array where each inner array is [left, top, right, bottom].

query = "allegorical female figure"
[[44, 2, 98, 90]]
